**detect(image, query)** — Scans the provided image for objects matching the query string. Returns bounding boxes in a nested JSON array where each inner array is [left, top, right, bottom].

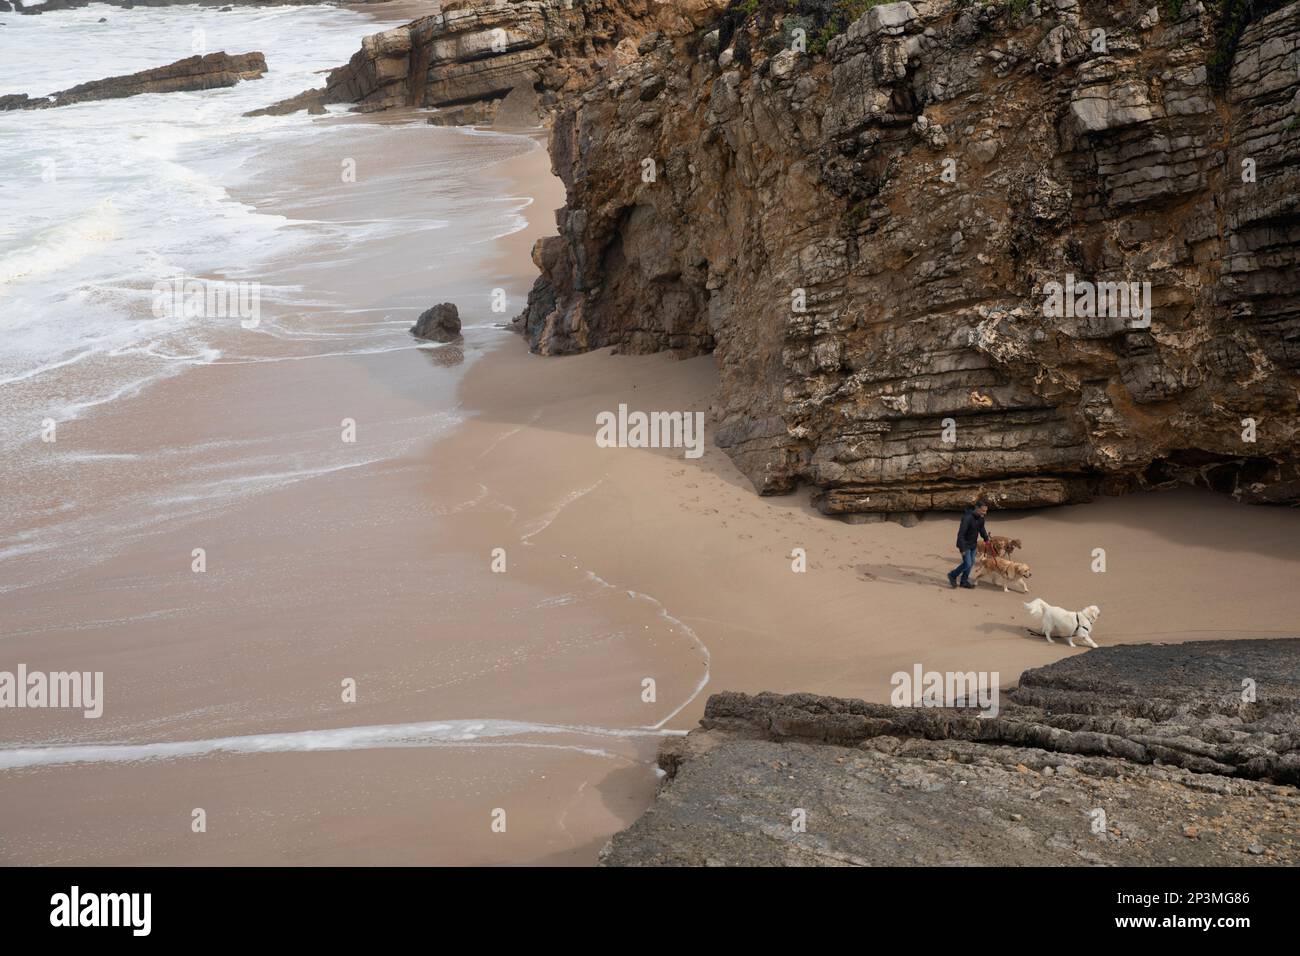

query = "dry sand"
[[441, 344, 1300, 716]]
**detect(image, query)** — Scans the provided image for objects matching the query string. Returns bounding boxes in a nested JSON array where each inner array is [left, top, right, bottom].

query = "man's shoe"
[[960, 581, 976, 589], [947, 572, 958, 589]]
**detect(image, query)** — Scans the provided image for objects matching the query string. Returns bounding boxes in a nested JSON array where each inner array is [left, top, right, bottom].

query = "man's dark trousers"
[[950, 548, 976, 585]]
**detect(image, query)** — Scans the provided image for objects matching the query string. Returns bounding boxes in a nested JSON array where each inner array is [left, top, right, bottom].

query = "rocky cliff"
[[304, 0, 1299, 515], [511, 0, 1300, 514], [600, 640, 1300, 865], [299, 0, 653, 123]]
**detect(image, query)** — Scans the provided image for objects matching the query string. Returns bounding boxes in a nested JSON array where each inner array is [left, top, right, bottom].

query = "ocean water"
[[0, 3, 538, 587], [0, 5, 693, 865], [0, 5, 424, 437]]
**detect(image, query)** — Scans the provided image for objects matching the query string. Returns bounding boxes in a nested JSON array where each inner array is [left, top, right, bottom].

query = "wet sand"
[[0, 120, 674, 865]]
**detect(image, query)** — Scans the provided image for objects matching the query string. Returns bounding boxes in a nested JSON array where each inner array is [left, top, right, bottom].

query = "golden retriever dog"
[[969, 555, 1031, 592], [976, 536, 1022, 558]]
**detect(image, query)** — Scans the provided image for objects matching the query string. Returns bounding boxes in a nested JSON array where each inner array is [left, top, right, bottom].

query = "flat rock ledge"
[[600, 639, 1300, 866], [0, 51, 266, 110]]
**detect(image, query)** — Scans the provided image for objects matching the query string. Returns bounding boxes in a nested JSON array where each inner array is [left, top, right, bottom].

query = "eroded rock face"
[[0, 51, 266, 109], [311, 0, 652, 124], [600, 640, 1300, 866], [513, 0, 1300, 512]]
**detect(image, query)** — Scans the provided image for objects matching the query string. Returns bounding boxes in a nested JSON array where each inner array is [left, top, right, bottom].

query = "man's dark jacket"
[[956, 506, 989, 551]]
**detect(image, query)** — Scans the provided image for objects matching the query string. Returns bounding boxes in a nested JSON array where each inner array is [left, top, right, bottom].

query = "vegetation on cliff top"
[[721, 0, 885, 58], [1205, 0, 1288, 89]]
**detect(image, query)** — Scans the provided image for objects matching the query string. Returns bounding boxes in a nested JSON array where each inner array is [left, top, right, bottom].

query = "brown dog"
[[969, 555, 1032, 592], [977, 536, 1022, 558]]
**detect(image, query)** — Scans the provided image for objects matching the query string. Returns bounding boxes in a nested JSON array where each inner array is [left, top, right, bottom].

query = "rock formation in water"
[[244, 87, 329, 118], [599, 639, 1300, 865], [0, 51, 267, 109], [315, 0, 1300, 515], [412, 302, 463, 341]]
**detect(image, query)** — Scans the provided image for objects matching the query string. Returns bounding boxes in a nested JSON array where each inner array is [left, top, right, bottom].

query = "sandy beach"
[[1, 116, 674, 865], [5, 116, 1299, 865], [441, 342, 1300, 712]]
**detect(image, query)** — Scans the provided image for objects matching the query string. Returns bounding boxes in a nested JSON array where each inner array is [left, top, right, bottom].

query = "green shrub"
[[1206, 0, 1287, 90], [720, 0, 887, 58]]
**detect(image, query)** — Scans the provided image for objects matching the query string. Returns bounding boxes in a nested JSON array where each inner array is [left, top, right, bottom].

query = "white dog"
[[1023, 598, 1100, 648]]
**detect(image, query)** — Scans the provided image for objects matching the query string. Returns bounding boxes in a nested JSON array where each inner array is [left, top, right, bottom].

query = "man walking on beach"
[[948, 499, 991, 589]]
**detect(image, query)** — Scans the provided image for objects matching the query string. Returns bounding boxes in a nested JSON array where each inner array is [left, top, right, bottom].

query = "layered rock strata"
[[260, 0, 651, 124], [275, 0, 1300, 514], [600, 639, 1300, 865], [0, 51, 266, 110], [511, 0, 1300, 512]]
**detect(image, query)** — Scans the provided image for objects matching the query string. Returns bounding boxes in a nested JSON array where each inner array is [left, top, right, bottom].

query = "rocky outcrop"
[[21, 7, 1300, 512], [303, 0, 1300, 512], [601, 639, 1300, 866], [411, 302, 462, 341], [510, 0, 1300, 513], [244, 88, 328, 118], [257, 0, 651, 123], [0, 51, 266, 109]]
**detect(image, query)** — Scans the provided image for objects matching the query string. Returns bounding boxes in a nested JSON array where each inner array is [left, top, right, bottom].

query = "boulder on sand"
[[411, 303, 461, 342]]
